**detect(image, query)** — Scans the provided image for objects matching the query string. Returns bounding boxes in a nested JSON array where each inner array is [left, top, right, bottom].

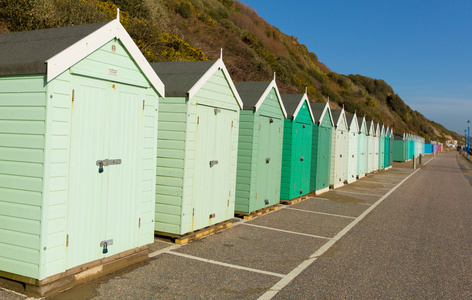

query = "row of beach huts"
[[0, 19, 443, 294]]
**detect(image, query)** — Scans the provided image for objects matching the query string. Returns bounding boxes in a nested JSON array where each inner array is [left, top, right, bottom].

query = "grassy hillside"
[[0, 0, 459, 141]]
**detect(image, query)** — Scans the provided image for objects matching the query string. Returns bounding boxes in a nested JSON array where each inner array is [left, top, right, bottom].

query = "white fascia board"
[[349, 112, 359, 133], [46, 19, 165, 97], [375, 123, 380, 137], [367, 121, 374, 136], [254, 79, 287, 118], [188, 58, 243, 109], [336, 108, 348, 132], [292, 93, 315, 123]]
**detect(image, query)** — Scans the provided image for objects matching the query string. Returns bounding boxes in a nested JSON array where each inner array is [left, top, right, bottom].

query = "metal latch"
[[214, 108, 221, 115], [100, 239, 113, 254], [209, 213, 215, 219], [269, 118, 274, 123], [210, 160, 218, 167], [264, 199, 269, 205], [300, 156, 304, 161], [96, 159, 121, 173], [265, 158, 271, 163]]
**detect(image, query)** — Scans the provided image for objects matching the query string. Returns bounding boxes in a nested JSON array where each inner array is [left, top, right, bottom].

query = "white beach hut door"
[[67, 76, 142, 269]]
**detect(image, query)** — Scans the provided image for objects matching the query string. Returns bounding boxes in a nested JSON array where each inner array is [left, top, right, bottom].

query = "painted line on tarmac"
[[258, 167, 422, 300], [423, 156, 436, 165], [284, 207, 356, 219], [332, 189, 385, 197], [149, 244, 181, 258], [242, 223, 332, 240], [309, 196, 372, 206], [165, 251, 285, 278]]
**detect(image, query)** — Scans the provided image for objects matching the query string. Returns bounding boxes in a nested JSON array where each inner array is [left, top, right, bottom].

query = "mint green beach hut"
[[309, 102, 334, 195], [280, 92, 314, 201], [0, 20, 164, 292], [357, 116, 368, 179], [345, 113, 359, 184], [234, 79, 287, 214], [367, 120, 375, 173], [384, 127, 390, 169], [151, 58, 242, 235]]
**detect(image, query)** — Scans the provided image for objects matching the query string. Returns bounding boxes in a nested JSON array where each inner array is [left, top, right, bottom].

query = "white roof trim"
[[292, 93, 315, 123], [348, 112, 359, 133], [317, 101, 334, 127], [358, 116, 367, 134], [46, 19, 164, 97], [187, 58, 243, 109], [374, 123, 380, 137], [335, 108, 348, 132], [367, 120, 374, 136], [380, 124, 385, 136], [254, 79, 287, 118]]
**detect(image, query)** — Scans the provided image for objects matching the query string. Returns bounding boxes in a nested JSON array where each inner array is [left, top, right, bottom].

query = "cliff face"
[[0, 0, 459, 141]]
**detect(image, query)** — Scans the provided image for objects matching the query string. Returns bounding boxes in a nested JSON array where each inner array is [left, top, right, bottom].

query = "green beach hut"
[[393, 132, 407, 161], [0, 19, 164, 292], [379, 124, 385, 170], [345, 113, 359, 184], [151, 58, 243, 236], [357, 116, 368, 179], [330, 109, 348, 189], [373, 123, 380, 171], [309, 102, 334, 195], [280, 92, 315, 201], [234, 78, 287, 215]]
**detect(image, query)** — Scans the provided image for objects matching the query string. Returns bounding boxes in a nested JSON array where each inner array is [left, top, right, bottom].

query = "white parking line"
[[332, 189, 384, 197], [149, 244, 181, 258], [166, 251, 285, 278], [242, 223, 332, 240], [284, 207, 356, 219], [423, 156, 436, 165], [258, 168, 421, 300]]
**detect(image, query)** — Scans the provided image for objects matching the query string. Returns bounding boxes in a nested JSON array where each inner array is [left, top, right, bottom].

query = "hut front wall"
[[310, 115, 332, 192], [357, 126, 367, 177], [281, 103, 312, 200], [236, 88, 284, 213], [384, 135, 390, 167], [0, 74, 47, 280], [346, 129, 358, 183], [373, 136, 379, 171], [155, 97, 188, 235], [60, 40, 158, 277], [379, 135, 385, 169], [330, 129, 347, 188], [181, 69, 239, 233], [393, 140, 406, 161]]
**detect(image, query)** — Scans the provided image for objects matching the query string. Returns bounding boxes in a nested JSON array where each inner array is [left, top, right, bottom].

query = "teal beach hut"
[[357, 116, 368, 179], [389, 129, 393, 166], [280, 92, 314, 201], [379, 124, 385, 170], [234, 78, 287, 215], [309, 102, 334, 195], [0, 19, 164, 292], [393, 132, 407, 161], [151, 58, 242, 235], [345, 113, 359, 184]]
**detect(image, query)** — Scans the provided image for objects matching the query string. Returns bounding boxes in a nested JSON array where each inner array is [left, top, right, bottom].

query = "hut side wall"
[[393, 140, 406, 161], [280, 119, 293, 200], [155, 97, 188, 235], [0, 75, 47, 280], [235, 110, 256, 213], [310, 114, 332, 192]]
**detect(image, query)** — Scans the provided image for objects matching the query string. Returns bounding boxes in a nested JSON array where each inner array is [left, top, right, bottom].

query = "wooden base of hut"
[[235, 204, 280, 220], [155, 220, 233, 245], [280, 194, 310, 205], [0, 246, 149, 297], [314, 187, 330, 195]]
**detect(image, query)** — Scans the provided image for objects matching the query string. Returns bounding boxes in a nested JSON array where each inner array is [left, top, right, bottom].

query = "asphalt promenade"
[[1, 152, 471, 299]]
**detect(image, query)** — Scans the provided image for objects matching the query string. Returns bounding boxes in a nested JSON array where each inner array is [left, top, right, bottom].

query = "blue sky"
[[240, 0, 472, 136]]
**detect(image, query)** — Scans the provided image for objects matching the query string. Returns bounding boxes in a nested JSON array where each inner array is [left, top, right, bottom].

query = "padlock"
[[98, 161, 104, 173], [102, 242, 108, 254]]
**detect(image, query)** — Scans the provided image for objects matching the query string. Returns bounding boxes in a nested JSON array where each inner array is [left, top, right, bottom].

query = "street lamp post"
[[465, 130, 467, 153]]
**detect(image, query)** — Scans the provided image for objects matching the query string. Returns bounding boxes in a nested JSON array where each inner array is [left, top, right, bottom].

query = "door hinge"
[[197, 117, 199, 124], [66, 234, 69, 247], [259, 124, 261, 130], [192, 208, 195, 216], [139, 218, 141, 228], [72, 89, 75, 102], [227, 199, 229, 207], [231, 121, 233, 128], [143, 100, 145, 110]]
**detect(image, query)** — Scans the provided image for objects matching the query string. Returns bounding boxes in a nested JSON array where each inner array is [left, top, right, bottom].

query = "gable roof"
[[357, 116, 367, 134], [331, 108, 347, 131], [281, 93, 315, 123], [150, 58, 242, 108], [309, 102, 334, 126], [394, 132, 405, 140], [367, 120, 375, 135], [0, 19, 164, 96], [345, 112, 359, 132], [234, 79, 286, 117]]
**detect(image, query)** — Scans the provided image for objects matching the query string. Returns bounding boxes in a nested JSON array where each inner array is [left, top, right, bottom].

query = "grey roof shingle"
[[0, 22, 109, 76], [309, 102, 328, 123], [357, 117, 365, 128], [331, 109, 343, 125], [234, 81, 271, 110], [345, 113, 357, 130], [150, 60, 216, 97], [281, 94, 304, 118]]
